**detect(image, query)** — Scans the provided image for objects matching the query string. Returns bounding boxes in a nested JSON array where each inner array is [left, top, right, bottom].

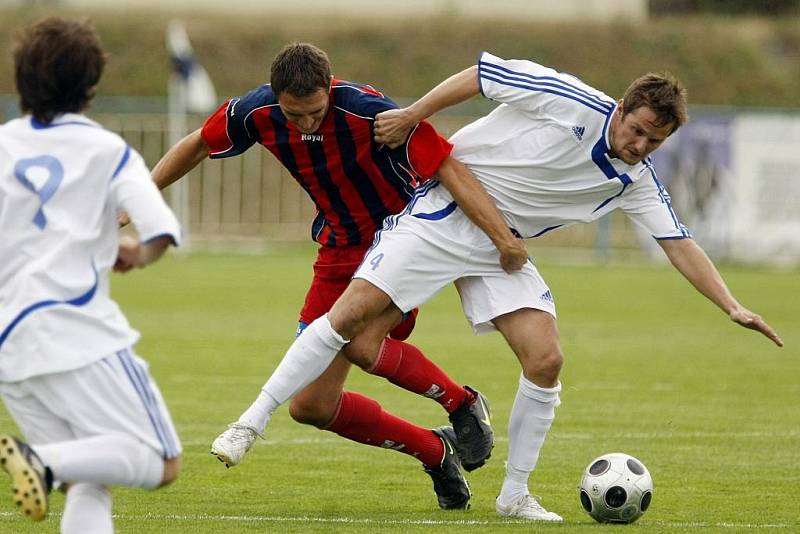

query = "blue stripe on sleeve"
[[480, 72, 612, 115], [477, 52, 488, 98], [480, 61, 615, 111], [645, 163, 691, 238], [111, 145, 131, 181]]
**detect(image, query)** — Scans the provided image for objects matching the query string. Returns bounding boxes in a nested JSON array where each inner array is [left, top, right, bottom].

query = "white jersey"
[[0, 113, 181, 382], [450, 52, 689, 240]]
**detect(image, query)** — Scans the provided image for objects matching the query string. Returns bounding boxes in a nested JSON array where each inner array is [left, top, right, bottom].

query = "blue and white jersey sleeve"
[[477, 51, 615, 116], [621, 163, 691, 240], [111, 147, 181, 246]]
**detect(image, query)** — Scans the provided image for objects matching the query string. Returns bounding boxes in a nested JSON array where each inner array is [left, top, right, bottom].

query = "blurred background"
[[1, 0, 799, 266]]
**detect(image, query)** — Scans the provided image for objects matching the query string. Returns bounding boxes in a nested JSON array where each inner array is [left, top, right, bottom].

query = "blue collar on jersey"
[[590, 104, 633, 185], [30, 113, 99, 130]]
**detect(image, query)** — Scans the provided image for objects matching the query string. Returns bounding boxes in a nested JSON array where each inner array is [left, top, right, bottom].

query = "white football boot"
[[496, 494, 563, 522], [210, 423, 261, 468]]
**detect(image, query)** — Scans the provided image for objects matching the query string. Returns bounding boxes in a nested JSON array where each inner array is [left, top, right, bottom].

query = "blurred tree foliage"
[[1, 6, 798, 108]]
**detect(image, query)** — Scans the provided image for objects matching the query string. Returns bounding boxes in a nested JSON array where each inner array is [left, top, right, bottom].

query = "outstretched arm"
[[152, 128, 209, 190], [436, 156, 527, 273], [374, 66, 480, 148], [658, 238, 783, 347]]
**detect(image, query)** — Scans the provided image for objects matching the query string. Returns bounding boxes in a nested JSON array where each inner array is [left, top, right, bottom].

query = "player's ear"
[[615, 99, 625, 117]]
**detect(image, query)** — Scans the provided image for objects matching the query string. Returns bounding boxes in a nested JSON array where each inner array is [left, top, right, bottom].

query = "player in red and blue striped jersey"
[[201, 78, 448, 248], [153, 43, 528, 509]]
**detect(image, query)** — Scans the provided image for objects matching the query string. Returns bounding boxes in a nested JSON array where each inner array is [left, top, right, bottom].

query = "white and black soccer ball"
[[579, 452, 653, 524]]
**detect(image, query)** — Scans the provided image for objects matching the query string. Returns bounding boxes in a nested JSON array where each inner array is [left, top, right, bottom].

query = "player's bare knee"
[[159, 457, 181, 487], [330, 281, 391, 339], [343, 335, 382, 369], [521, 346, 563, 386], [288, 396, 336, 428], [328, 303, 369, 339], [545, 347, 564, 376]]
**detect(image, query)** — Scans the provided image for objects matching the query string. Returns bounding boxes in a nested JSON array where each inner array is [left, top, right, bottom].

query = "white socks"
[[498, 375, 561, 505], [33, 434, 164, 489], [238, 314, 348, 432], [61, 483, 113, 534]]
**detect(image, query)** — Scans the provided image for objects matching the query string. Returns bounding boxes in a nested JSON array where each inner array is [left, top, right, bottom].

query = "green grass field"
[[1, 244, 797, 533]]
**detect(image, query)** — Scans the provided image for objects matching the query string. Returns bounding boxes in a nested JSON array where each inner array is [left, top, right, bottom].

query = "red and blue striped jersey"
[[201, 79, 453, 247]]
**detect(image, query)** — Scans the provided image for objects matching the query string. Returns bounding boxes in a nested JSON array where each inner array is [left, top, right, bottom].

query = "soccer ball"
[[579, 452, 653, 523]]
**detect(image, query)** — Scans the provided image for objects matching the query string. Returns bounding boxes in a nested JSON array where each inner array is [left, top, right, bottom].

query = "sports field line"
[[0, 511, 794, 528], [180, 429, 800, 447]]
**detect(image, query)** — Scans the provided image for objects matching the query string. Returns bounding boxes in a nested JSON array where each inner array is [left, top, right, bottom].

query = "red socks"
[[324, 340, 474, 467], [325, 392, 443, 467], [368, 338, 470, 413]]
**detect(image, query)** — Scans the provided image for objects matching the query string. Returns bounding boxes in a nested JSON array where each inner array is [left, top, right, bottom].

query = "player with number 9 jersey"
[[0, 115, 180, 380], [0, 17, 183, 528]]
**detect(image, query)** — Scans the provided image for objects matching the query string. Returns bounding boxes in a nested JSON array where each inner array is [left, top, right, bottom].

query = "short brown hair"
[[270, 42, 331, 98], [622, 72, 688, 133], [14, 17, 106, 124]]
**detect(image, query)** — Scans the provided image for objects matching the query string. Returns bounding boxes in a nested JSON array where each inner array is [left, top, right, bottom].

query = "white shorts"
[[0, 347, 181, 459], [356, 182, 556, 334]]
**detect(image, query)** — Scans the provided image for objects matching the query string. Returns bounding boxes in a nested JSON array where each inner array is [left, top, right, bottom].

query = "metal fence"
[[99, 113, 318, 242]]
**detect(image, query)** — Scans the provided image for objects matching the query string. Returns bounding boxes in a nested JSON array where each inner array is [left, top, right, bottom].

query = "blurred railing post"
[[167, 74, 191, 250]]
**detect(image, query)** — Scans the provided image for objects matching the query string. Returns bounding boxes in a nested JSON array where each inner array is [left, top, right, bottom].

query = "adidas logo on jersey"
[[540, 290, 554, 303], [571, 126, 585, 141]]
